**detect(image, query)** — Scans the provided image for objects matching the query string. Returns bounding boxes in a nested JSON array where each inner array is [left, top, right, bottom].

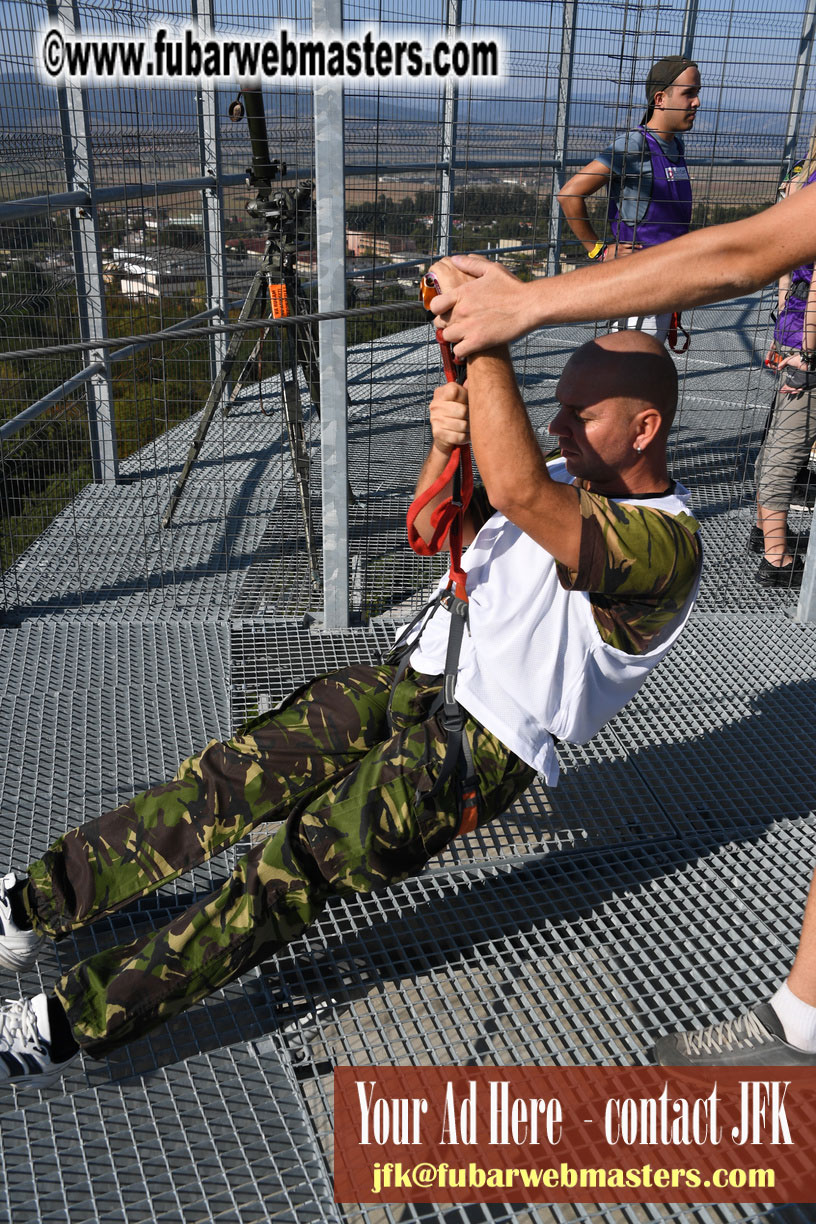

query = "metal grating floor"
[[1, 296, 815, 1222]]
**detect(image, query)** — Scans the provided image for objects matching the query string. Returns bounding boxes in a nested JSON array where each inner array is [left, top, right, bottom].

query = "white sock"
[[30, 992, 52, 1043], [770, 980, 816, 1052]]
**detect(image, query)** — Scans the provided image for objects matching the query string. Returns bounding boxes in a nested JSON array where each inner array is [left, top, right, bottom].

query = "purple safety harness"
[[607, 127, 693, 248]]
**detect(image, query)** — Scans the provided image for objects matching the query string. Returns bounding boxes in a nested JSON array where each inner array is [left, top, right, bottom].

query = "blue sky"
[[2, 0, 815, 153]]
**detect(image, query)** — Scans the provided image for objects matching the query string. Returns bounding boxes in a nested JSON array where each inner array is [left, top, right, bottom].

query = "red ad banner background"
[[334, 1065, 816, 1204]]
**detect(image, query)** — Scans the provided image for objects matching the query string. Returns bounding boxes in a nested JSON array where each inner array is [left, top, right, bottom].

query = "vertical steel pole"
[[680, 0, 700, 59], [782, 0, 816, 177], [546, 0, 578, 277], [192, 0, 228, 380], [796, 511, 816, 623], [313, 0, 349, 628], [791, 0, 816, 622], [438, 0, 461, 257], [49, 0, 117, 483]]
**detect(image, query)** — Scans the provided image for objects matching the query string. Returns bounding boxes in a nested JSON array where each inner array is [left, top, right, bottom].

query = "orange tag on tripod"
[[268, 283, 289, 319]]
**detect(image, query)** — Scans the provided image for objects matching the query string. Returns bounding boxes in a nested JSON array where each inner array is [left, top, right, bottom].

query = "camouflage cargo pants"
[[23, 664, 535, 1055]]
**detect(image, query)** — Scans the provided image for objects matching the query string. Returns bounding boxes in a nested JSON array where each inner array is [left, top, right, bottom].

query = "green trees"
[[0, 284, 211, 568]]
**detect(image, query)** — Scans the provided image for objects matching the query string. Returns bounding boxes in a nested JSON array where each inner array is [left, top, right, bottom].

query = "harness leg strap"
[[413, 594, 481, 837]]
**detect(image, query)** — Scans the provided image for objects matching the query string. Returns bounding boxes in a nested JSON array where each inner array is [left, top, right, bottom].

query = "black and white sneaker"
[[0, 995, 78, 1086], [654, 1004, 816, 1066], [0, 873, 43, 972]]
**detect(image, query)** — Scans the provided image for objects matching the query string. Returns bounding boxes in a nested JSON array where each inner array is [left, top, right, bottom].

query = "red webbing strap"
[[403, 274, 482, 841], [668, 311, 690, 353], [406, 446, 473, 596], [406, 274, 472, 602]]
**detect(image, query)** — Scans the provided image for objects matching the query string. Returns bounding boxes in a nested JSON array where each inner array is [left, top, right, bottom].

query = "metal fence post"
[[680, 0, 700, 59], [782, 0, 816, 177], [546, 0, 577, 277], [438, 0, 461, 258], [192, 0, 228, 380], [791, 0, 816, 622], [797, 512, 816, 622], [313, 0, 349, 628], [48, 0, 117, 484]]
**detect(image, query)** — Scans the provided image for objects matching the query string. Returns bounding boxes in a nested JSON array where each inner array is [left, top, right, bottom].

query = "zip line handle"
[[420, 273, 466, 387], [406, 273, 473, 601]]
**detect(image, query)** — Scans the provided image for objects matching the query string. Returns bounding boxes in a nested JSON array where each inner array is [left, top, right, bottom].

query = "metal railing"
[[2, 0, 816, 623]]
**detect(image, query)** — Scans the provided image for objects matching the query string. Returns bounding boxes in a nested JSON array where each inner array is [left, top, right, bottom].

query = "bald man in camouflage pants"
[[0, 329, 701, 1082]]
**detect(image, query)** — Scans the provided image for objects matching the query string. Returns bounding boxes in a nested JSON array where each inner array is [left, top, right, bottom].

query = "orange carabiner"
[[420, 273, 465, 385]]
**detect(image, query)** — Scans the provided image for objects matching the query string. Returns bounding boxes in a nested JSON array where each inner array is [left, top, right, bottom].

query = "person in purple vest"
[[752, 141, 816, 588], [557, 55, 701, 343]]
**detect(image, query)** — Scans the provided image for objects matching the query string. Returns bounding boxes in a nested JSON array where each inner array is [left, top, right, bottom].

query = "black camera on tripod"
[[235, 88, 315, 258], [245, 180, 314, 238], [162, 82, 326, 559], [244, 181, 315, 272]]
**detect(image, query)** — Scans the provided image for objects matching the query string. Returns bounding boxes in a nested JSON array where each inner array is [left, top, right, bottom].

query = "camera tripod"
[[162, 93, 324, 590]]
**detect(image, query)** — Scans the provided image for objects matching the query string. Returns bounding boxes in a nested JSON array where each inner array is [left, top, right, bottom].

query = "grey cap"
[[641, 55, 698, 125]]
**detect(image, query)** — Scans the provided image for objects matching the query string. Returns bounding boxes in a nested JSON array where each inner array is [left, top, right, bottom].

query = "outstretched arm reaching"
[[430, 183, 816, 357]]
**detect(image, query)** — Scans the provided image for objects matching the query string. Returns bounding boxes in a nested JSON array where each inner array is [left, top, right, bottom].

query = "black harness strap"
[[426, 592, 480, 835], [387, 273, 482, 837], [386, 580, 481, 838]]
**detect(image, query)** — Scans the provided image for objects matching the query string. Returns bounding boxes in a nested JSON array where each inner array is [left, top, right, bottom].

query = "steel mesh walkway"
[[1, 298, 815, 1223]]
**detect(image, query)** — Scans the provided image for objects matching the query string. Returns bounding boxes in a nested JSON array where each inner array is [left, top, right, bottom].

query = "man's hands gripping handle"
[[406, 274, 473, 593]]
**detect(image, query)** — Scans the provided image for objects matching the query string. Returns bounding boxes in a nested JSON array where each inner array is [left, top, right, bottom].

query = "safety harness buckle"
[[439, 696, 465, 733]]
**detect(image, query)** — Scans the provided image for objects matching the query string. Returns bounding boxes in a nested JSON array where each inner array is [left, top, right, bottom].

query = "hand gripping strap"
[[407, 272, 473, 599]]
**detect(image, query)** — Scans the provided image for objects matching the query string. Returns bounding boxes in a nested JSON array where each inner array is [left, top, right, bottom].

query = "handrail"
[[0, 304, 223, 441], [2, 238, 549, 437], [0, 155, 787, 224]]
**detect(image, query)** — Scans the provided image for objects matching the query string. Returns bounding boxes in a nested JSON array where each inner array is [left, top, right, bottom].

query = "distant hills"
[[0, 69, 798, 167]]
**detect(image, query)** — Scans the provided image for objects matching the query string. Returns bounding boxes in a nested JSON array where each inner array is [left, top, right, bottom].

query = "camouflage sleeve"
[[555, 488, 702, 655]]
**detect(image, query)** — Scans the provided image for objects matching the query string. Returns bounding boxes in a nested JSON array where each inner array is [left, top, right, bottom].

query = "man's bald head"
[[550, 329, 678, 494], [564, 330, 678, 433]]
